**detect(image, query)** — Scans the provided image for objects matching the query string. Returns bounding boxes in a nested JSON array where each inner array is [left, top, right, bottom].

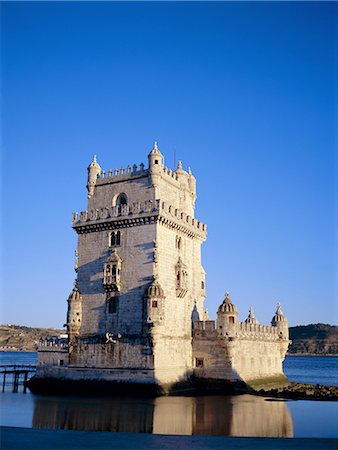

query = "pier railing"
[[0, 364, 37, 393]]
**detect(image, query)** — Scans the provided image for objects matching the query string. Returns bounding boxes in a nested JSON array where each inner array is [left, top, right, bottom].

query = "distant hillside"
[[288, 324, 338, 355], [0, 324, 64, 352]]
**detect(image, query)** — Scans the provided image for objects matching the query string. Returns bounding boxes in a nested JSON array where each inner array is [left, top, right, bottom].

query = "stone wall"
[[192, 320, 289, 384]]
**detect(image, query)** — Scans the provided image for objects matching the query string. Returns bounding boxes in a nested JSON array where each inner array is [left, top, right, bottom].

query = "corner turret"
[[66, 281, 83, 342], [146, 274, 165, 325], [217, 292, 238, 338], [148, 142, 164, 187], [148, 141, 164, 168], [87, 155, 101, 199], [271, 303, 289, 339]]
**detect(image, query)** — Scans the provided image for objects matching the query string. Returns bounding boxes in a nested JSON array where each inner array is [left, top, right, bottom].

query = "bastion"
[[29, 143, 290, 395]]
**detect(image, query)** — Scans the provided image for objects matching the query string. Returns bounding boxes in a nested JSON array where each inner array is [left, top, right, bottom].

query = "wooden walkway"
[[0, 365, 36, 393]]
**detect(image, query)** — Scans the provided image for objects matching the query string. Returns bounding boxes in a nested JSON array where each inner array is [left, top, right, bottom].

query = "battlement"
[[95, 163, 184, 186], [193, 320, 217, 338], [72, 199, 206, 238], [158, 200, 206, 233], [96, 163, 147, 185], [193, 320, 284, 341]]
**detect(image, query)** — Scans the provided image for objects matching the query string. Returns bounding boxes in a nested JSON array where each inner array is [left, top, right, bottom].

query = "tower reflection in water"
[[32, 394, 293, 437]]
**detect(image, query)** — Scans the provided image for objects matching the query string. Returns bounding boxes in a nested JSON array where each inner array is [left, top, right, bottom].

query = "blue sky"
[[1, 1, 337, 328]]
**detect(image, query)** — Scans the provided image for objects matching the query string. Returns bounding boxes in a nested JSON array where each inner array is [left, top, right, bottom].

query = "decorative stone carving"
[[146, 275, 165, 325], [103, 249, 122, 292], [176, 257, 188, 298]]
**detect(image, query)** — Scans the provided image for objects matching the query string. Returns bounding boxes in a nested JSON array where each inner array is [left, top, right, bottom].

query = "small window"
[[152, 300, 158, 308], [176, 236, 182, 249], [58, 360, 64, 366], [201, 281, 205, 289], [195, 358, 204, 368], [108, 297, 118, 314], [155, 160, 159, 164], [229, 316, 235, 324], [110, 231, 121, 247]]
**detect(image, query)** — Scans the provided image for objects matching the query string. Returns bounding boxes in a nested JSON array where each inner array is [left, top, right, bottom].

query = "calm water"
[[0, 352, 337, 438]]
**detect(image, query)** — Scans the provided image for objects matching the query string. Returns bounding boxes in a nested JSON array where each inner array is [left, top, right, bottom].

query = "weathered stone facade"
[[34, 143, 290, 393]]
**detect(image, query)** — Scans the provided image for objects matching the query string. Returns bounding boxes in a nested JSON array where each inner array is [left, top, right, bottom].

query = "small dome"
[[175, 160, 186, 174], [147, 275, 165, 298], [68, 281, 81, 301], [218, 292, 238, 314], [88, 154, 101, 170], [245, 307, 259, 324], [271, 303, 287, 324], [148, 141, 162, 156]]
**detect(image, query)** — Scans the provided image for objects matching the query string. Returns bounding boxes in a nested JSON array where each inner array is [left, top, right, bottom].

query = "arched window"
[[115, 193, 128, 206]]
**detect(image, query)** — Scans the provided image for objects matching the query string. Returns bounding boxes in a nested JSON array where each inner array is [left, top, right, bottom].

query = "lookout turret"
[[271, 303, 289, 339], [148, 141, 164, 168], [87, 155, 101, 199], [148, 141, 164, 187], [66, 281, 83, 342], [217, 292, 238, 338]]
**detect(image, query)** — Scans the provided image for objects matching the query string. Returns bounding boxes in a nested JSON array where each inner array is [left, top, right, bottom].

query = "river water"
[[0, 352, 337, 438]]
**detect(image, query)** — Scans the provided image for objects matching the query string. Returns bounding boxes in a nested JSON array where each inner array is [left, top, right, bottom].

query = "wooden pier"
[[0, 365, 36, 393]]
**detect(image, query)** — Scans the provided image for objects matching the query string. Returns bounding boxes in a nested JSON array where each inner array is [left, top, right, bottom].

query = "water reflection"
[[32, 394, 293, 437]]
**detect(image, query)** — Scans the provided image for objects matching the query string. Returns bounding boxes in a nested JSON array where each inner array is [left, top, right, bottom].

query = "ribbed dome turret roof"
[[88, 154, 101, 169], [218, 292, 238, 314], [148, 141, 162, 156], [245, 307, 259, 324], [271, 303, 287, 323], [68, 281, 81, 301], [147, 275, 165, 298]]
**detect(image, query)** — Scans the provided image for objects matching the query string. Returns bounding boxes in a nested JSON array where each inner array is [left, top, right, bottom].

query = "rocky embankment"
[[256, 382, 338, 401]]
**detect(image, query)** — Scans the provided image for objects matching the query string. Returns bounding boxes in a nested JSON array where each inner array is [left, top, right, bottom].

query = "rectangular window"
[[152, 300, 158, 308], [229, 316, 235, 324], [108, 297, 118, 314], [195, 358, 204, 368]]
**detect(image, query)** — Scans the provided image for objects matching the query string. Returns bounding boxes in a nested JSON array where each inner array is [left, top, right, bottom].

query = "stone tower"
[[70, 143, 207, 388]]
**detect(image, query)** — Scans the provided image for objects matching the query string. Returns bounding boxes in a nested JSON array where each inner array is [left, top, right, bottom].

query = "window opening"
[[110, 231, 121, 247], [108, 297, 118, 314], [195, 358, 204, 368]]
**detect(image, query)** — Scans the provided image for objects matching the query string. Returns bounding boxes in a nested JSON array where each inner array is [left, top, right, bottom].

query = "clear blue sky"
[[1, 1, 337, 328]]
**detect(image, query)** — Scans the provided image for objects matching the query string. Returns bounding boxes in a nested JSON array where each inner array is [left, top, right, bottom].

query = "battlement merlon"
[[72, 199, 207, 240], [193, 320, 290, 341]]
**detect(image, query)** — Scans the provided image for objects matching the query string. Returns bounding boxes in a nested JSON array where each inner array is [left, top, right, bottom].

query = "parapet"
[[193, 320, 216, 338], [96, 163, 147, 185], [72, 199, 207, 239], [237, 321, 282, 341]]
